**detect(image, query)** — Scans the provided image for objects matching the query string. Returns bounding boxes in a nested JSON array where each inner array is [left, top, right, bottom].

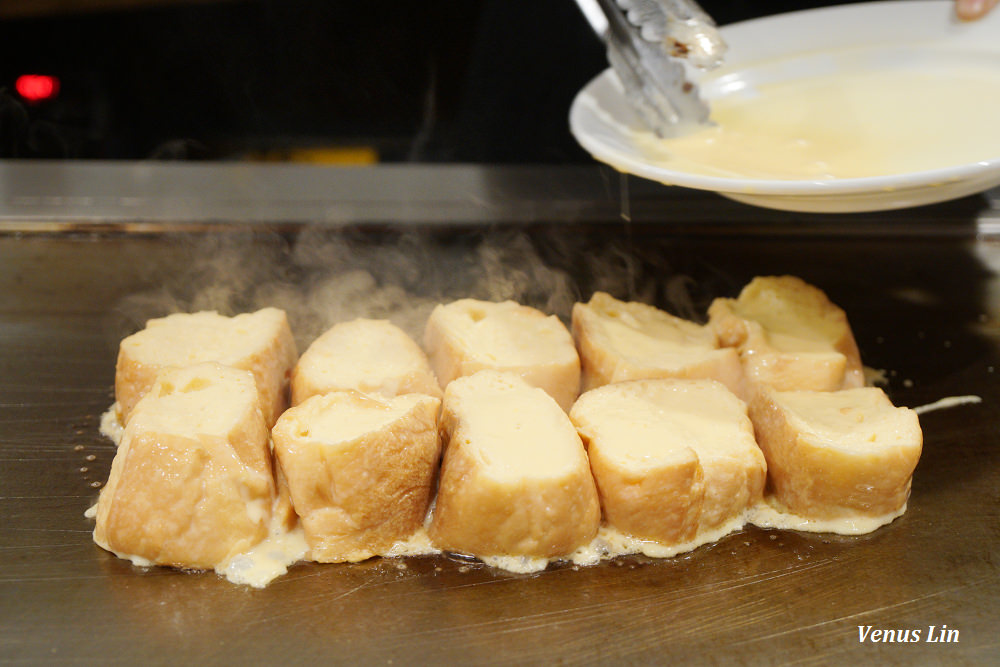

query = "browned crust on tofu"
[[571, 292, 745, 397], [428, 372, 600, 558], [708, 276, 864, 392], [95, 365, 275, 569], [585, 436, 705, 544], [748, 387, 922, 519], [271, 392, 441, 563], [571, 379, 765, 545], [430, 438, 601, 558]]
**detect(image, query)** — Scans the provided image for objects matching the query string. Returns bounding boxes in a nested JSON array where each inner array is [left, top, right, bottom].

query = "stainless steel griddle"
[[1, 162, 998, 665]]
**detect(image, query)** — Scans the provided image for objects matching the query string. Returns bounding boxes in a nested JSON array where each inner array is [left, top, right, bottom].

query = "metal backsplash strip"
[[0, 162, 998, 236]]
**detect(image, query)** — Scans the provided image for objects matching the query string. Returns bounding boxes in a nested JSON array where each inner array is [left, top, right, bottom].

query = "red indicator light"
[[15, 74, 60, 103]]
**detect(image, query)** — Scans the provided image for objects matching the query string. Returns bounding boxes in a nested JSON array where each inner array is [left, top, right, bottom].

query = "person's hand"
[[955, 0, 998, 21]]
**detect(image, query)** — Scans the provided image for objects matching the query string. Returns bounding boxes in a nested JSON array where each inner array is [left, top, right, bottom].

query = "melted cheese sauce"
[[217, 522, 309, 589], [635, 64, 1000, 180], [745, 496, 906, 536], [99, 404, 124, 445], [913, 394, 983, 415]]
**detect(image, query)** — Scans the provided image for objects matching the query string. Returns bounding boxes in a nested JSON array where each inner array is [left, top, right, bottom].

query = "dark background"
[[0, 0, 864, 162]]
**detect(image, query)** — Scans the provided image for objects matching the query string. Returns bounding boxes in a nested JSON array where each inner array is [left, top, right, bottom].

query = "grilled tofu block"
[[424, 299, 581, 411], [291, 318, 441, 406], [572, 292, 744, 396], [708, 276, 864, 392], [749, 386, 922, 521], [94, 362, 276, 570], [429, 371, 600, 558], [115, 307, 297, 427], [571, 379, 765, 544], [271, 390, 441, 563]]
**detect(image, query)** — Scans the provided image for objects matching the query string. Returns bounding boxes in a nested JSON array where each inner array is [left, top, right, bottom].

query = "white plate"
[[569, 1, 1000, 213]]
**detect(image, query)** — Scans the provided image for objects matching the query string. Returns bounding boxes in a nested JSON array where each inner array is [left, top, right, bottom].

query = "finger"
[[955, 0, 999, 21]]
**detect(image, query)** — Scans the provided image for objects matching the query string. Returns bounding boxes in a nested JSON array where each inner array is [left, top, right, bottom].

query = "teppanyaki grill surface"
[[1, 217, 998, 665]]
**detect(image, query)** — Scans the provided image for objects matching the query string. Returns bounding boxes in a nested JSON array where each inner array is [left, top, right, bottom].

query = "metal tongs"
[[576, 0, 726, 136]]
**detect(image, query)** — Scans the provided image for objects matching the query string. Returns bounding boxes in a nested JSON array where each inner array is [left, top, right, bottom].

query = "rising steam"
[[110, 225, 705, 348]]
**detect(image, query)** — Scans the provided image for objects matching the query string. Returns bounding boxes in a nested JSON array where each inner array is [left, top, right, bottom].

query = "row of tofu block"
[[93, 276, 922, 571]]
